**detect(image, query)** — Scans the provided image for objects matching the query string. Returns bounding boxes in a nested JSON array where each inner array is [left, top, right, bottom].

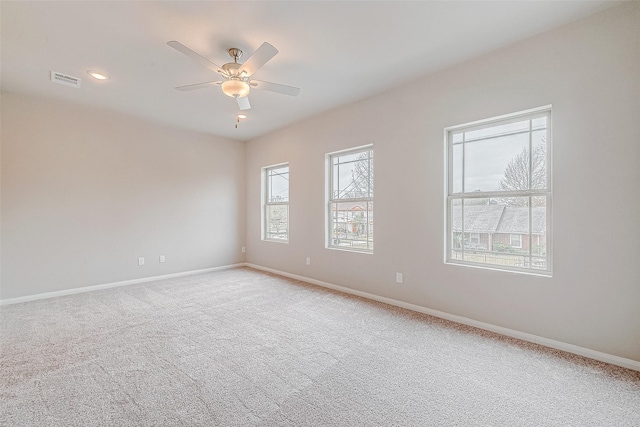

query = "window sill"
[[327, 246, 373, 255], [445, 260, 552, 277]]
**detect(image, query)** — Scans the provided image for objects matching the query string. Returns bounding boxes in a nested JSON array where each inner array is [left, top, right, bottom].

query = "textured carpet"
[[1, 267, 639, 426]]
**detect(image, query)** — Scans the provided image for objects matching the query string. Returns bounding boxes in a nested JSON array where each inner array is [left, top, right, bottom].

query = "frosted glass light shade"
[[221, 79, 250, 98]]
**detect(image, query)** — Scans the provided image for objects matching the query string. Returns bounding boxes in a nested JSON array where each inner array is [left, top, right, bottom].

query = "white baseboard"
[[0, 264, 245, 306], [3, 262, 638, 372], [246, 263, 640, 372]]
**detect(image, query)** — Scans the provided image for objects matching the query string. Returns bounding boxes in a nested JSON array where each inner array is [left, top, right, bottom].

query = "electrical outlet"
[[241, 246, 246, 253], [396, 272, 403, 284], [138, 257, 145, 266], [159, 255, 165, 263], [306, 257, 311, 266]]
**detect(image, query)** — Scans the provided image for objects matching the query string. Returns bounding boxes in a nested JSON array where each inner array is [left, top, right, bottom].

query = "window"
[[469, 233, 480, 245], [263, 164, 289, 242], [327, 146, 373, 252], [446, 106, 551, 274]]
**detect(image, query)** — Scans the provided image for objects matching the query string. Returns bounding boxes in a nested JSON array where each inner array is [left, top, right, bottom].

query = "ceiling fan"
[[168, 41, 300, 111]]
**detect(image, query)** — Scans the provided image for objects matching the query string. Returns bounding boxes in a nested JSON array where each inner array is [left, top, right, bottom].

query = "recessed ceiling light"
[[87, 70, 109, 80], [237, 114, 247, 119]]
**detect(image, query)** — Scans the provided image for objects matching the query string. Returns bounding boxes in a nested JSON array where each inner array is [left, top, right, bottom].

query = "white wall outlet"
[[138, 257, 145, 266], [159, 255, 165, 263], [241, 246, 246, 253], [306, 257, 311, 266], [396, 272, 403, 284]]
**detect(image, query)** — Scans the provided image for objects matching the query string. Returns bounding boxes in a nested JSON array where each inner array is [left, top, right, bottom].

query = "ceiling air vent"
[[50, 71, 81, 88]]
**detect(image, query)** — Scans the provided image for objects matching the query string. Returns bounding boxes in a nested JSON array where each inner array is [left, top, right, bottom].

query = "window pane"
[[451, 199, 462, 260], [335, 160, 356, 199], [531, 116, 547, 131], [465, 133, 529, 192], [367, 151, 374, 196], [335, 151, 362, 164], [332, 150, 373, 200], [452, 143, 463, 194], [265, 204, 288, 241], [458, 197, 533, 267], [462, 198, 494, 254], [531, 196, 547, 258], [465, 119, 529, 142], [493, 196, 529, 259], [531, 129, 547, 190], [330, 201, 373, 251], [268, 166, 289, 202], [332, 162, 340, 199], [531, 257, 547, 270]]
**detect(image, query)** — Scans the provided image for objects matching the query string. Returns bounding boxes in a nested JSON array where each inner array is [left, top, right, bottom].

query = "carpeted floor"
[[1, 267, 639, 426]]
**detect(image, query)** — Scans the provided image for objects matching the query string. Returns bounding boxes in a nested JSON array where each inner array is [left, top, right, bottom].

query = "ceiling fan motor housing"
[[221, 62, 242, 78]]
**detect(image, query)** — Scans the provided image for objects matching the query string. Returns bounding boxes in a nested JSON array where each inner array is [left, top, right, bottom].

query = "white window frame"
[[326, 145, 374, 253], [262, 163, 289, 243], [445, 106, 552, 275], [510, 234, 522, 249]]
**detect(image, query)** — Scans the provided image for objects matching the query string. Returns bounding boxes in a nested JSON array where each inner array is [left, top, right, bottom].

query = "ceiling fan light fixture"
[[221, 79, 250, 98]]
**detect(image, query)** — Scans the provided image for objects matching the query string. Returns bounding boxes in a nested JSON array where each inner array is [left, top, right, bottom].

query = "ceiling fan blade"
[[237, 96, 251, 111], [175, 81, 222, 91], [238, 42, 278, 77], [167, 41, 224, 75], [250, 80, 300, 97]]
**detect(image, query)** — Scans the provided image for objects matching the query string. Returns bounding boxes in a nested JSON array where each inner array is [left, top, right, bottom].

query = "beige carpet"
[[1, 267, 639, 426]]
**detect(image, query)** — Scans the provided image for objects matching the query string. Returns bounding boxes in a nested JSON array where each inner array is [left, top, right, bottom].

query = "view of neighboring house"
[[331, 202, 374, 250], [452, 204, 546, 255]]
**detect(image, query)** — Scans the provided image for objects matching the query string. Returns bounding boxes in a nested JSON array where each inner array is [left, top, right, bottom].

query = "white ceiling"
[[1, 1, 618, 142]]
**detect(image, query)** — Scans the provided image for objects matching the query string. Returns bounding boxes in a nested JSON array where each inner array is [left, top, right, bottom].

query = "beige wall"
[[246, 4, 640, 361], [1, 3, 637, 363], [1, 92, 245, 299]]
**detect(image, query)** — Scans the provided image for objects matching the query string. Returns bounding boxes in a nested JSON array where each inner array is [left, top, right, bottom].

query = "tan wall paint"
[[0, 3, 637, 363], [246, 4, 640, 361], [1, 92, 246, 299]]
